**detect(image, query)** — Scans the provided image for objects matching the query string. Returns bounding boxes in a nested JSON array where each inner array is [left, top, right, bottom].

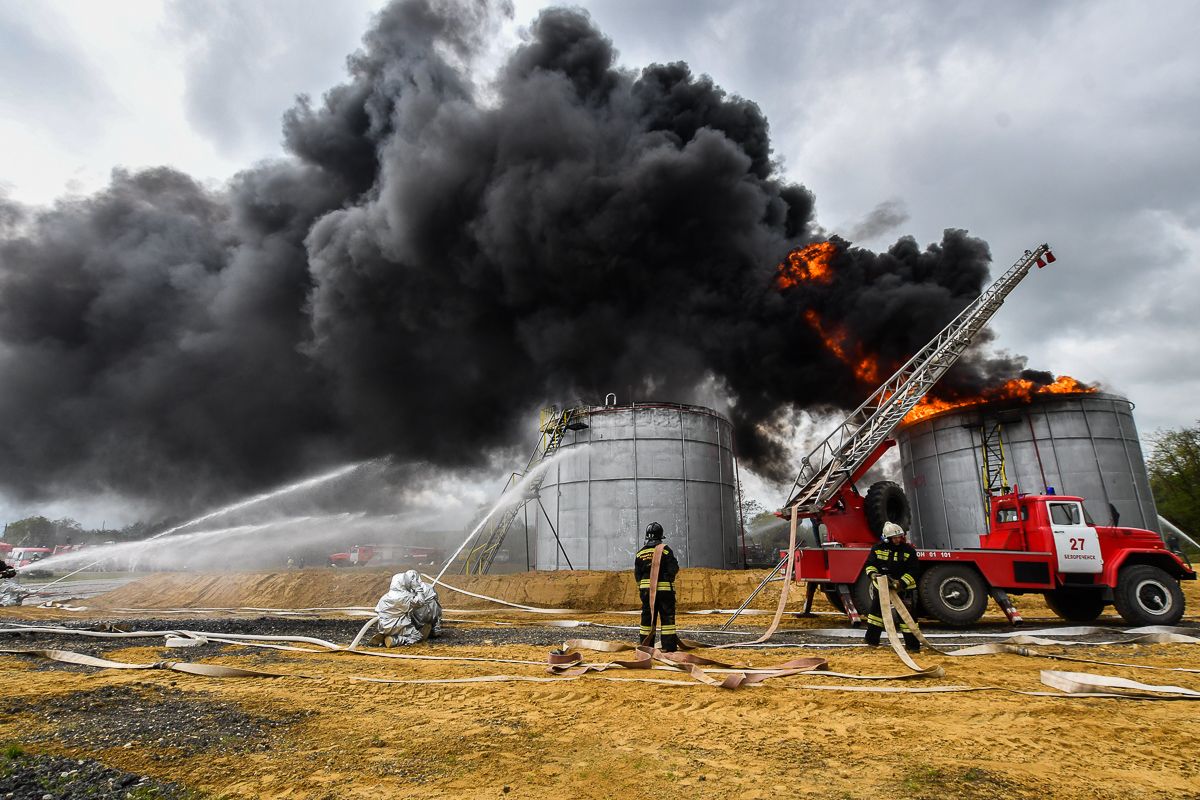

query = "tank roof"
[[897, 390, 1130, 430], [576, 400, 732, 423]]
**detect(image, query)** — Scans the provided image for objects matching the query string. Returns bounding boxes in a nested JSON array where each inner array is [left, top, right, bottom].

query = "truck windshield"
[[1048, 502, 1082, 525]]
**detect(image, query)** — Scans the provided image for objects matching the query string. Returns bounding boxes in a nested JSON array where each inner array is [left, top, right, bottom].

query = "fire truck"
[[328, 544, 445, 567], [6, 546, 52, 569], [780, 244, 1194, 627]]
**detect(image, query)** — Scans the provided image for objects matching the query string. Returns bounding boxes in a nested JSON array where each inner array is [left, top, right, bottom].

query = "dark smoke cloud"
[[0, 0, 1018, 511]]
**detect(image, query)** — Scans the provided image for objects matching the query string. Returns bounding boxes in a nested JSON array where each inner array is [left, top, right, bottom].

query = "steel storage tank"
[[896, 392, 1160, 550], [533, 401, 743, 570]]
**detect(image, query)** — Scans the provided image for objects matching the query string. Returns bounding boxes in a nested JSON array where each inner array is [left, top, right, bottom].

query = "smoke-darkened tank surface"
[[897, 392, 1159, 550], [534, 401, 741, 571]]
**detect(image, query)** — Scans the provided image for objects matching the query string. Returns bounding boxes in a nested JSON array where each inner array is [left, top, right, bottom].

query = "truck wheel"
[[864, 481, 911, 537], [1112, 565, 1185, 626], [919, 564, 987, 626], [1043, 589, 1107, 622]]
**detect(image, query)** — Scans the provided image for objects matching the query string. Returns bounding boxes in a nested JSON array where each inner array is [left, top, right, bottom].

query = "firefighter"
[[863, 521, 921, 652], [372, 570, 443, 646], [0, 558, 28, 607], [634, 521, 680, 652]]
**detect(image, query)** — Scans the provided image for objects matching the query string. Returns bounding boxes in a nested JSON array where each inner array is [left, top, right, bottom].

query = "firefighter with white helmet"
[[634, 521, 680, 651], [863, 521, 921, 651]]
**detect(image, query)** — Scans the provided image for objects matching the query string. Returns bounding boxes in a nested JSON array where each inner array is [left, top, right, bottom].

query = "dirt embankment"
[[87, 568, 782, 612]]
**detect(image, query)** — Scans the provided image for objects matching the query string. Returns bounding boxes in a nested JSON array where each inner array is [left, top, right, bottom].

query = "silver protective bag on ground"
[[374, 570, 442, 645], [0, 579, 30, 607]]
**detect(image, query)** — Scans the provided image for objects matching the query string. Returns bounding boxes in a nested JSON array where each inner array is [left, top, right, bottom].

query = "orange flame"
[[902, 375, 1097, 425], [804, 309, 881, 384], [776, 241, 836, 289]]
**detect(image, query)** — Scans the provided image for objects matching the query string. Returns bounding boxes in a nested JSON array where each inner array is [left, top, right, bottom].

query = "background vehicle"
[[328, 544, 445, 568]]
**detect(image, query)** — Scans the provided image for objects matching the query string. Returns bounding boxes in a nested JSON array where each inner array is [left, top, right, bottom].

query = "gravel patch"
[[1, 684, 308, 754], [0, 748, 199, 799]]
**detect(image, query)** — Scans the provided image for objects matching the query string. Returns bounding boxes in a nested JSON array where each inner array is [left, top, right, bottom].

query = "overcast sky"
[[1, 0, 1197, 526]]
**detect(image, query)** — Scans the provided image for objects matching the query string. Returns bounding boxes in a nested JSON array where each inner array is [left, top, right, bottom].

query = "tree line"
[[1, 516, 176, 549]]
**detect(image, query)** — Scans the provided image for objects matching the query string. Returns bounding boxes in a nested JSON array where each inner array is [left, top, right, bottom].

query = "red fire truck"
[[779, 244, 1194, 627], [328, 544, 445, 567]]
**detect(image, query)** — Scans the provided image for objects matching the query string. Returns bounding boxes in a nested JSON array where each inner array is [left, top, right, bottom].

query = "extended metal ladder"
[[463, 406, 585, 574], [784, 244, 1055, 514]]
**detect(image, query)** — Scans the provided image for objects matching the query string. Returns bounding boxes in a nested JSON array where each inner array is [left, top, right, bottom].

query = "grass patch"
[[2, 743, 23, 759], [901, 764, 1023, 799]]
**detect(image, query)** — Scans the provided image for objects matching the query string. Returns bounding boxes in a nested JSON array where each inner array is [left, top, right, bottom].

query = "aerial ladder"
[[750, 241, 1192, 630], [738, 244, 1055, 626], [461, 405, 587, 574], [784, 244, 1055, 518], [722, 245, 1057, 629]]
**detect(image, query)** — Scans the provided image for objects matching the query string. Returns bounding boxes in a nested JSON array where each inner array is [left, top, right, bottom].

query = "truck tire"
[[1112, 564, 1185, 626], [1043, 589, 1107, 622], [919, 564, 988, 626], [864, 481, 911, 537]]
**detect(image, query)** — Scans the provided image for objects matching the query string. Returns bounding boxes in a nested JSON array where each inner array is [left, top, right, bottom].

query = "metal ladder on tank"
[[979, 419, 1010, 527], [463, 406, 584, 574]]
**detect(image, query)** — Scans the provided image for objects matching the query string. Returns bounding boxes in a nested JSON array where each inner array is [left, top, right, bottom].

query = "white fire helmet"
[[882, 522, 907, 540]]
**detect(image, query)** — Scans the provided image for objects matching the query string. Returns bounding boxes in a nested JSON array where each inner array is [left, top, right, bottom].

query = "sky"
[[1, 0, 1198, 527]]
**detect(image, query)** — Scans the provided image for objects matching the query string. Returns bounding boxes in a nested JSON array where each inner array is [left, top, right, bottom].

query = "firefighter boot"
[[639, 634, 656, 649], [661, 633, 680, 653], [903, 632, 920, 653], [864, 624, 883, 647]]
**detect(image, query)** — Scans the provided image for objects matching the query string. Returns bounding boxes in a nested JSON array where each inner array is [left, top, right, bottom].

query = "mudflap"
[[989, 587, 1023, 625], [836, 583, 862, 626], [799, 582, 818, 615]]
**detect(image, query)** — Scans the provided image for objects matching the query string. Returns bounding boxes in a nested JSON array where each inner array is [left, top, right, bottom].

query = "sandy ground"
[[2, 569, 1199, 799]]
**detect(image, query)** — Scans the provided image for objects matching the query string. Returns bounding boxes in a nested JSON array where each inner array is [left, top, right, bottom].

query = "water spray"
[[27, 459, 378, 593], [431, 447, 585, 586]]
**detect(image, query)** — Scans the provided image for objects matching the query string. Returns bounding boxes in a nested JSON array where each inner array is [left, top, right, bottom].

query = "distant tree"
[[3, 516, 55, 545], [1148, 422, 1200, 542], [51, 518, 83, 544], [740, 498, 767, 525]]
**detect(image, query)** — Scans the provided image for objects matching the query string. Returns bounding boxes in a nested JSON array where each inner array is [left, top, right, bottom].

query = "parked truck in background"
[[328, 544, 445, 568]]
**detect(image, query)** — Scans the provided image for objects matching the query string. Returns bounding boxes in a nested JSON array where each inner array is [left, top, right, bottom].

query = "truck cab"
[[968, 490, 1193, 625]]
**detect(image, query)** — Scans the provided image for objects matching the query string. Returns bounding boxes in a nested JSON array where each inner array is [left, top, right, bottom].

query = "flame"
[[776, 241, 836, 289], [902, 375, 1097, 424], [804, 309, 881, 384]]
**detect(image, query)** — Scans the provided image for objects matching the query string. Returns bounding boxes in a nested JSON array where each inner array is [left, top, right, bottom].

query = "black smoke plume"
[[0, 0, 1031, 513]]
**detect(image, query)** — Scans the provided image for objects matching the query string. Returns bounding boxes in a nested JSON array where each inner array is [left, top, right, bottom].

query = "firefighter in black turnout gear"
[[864, 522, 921, 652], [635, 522, 680, 651]]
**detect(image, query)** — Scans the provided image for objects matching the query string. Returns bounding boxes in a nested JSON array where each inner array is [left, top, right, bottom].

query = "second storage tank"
[[896, 392, 1159, 550]]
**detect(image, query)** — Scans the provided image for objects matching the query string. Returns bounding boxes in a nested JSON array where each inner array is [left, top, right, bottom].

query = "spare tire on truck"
[[864, 481, 912, 537]]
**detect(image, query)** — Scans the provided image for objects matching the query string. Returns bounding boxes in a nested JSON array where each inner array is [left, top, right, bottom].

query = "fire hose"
[[2, 643, 1198, 697]]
